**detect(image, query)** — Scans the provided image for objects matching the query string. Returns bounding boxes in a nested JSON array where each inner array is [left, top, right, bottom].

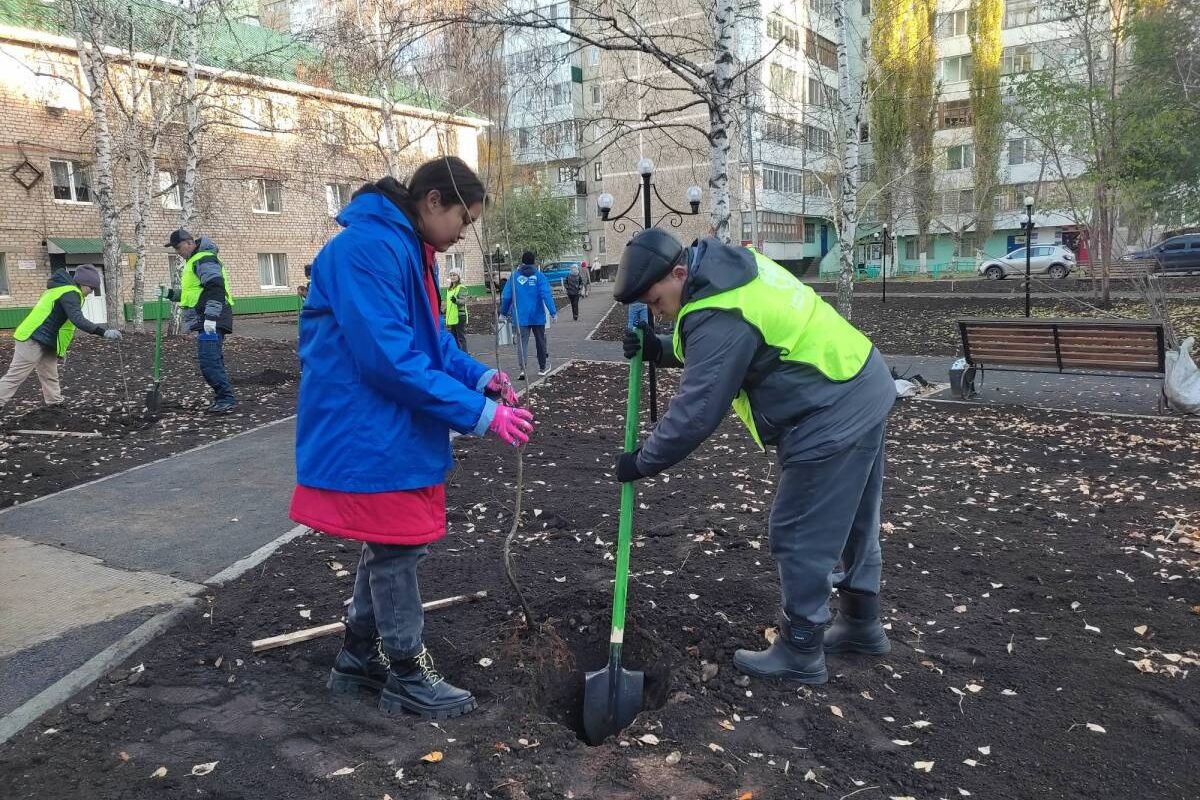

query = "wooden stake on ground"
[[250, 590, 488, 654], [13, 429, 102, 438]]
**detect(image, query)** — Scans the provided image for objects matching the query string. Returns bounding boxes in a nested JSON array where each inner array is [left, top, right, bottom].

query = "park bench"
[[1078, 258, 1156, 281], [955, 317, 1168, 409]]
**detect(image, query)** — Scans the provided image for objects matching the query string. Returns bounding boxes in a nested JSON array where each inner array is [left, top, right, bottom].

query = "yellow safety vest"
[[672, 250, 873, 448], [445, 284, 467, 326], [180, 250, 234, 309], [13, 285, 83, 357]]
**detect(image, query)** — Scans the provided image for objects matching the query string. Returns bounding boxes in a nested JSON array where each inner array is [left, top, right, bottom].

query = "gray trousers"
[[0, 339, 62, 406], [769, 421, 886, 626], [345, 542, 429, 660]]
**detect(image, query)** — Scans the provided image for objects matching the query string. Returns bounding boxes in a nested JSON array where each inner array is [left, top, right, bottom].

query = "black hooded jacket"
[[27, 269, 107, 351]]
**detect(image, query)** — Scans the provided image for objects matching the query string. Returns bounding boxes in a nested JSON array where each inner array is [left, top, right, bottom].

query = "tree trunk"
[[75, 28, 124, 327], [174, 0, 203, 334], [707, 0, 736, 242], [835, 5, 860, 319]]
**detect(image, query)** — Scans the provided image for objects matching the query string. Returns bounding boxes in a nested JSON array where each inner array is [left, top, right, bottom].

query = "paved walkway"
[[1, 279, 1190, 741]]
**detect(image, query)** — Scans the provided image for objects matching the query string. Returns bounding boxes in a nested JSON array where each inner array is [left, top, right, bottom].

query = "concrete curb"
[[911, 395, 1195, 422], [0, 525, 314, 746], [585, 302, 617, 341], [0, 414, 297, 517]]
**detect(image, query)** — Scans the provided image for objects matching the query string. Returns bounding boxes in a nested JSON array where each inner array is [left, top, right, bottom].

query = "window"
[[1008, 138, 1039, 165], [861, 0, 871, 14], [804, 222, 816, 243], [0, 253, 8, 295], [805, 124, 832, 150], [326, 183, 349, 216], [159, 170, 182, 209], [806, 29, 838, 70], [258, 252, 288, 288], [940, 10, 968, 37], [938, 100, 973, 129], [551, 82, 570, 106], [742, 212, 804, 242], [598, 235, 607, 254], [590, 84, 602, 106], [443, 252, 465, 274], [957, 189, 975, 214], [1004, 2, 1038, 28], [769, 64, 799, 102], [557, 166, 575, 183], [254, 178, 283, 213], [805, 171, 826, 197], [763, 165, 804, 193], [947, 144, 975, 170], [589, 46, 600, 66], [50, 159, 91, 203], [955, 233, 977, 257], [940, 54, 973, 82], [241, 96, 273, 130], [905, 238, 919, 260], [319, 109, 345, 144], [860, 123, 870, 142], [1002, 45, 1035, 75], [593, 161, 603, 181], [518, 127, 530, 150], [767, 14, 801, 51], [762, 118, 801, 146]]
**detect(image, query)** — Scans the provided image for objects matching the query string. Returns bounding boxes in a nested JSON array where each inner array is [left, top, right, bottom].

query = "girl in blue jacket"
[[290, 157, 533, 720]]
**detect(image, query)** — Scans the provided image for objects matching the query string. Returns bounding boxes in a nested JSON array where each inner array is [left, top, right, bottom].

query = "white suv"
[[978, 245, 1076, 280]]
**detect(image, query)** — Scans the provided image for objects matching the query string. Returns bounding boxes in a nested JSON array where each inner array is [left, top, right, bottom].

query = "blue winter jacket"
[[500, 264, 557, 326], [295, 190, 497, 493]]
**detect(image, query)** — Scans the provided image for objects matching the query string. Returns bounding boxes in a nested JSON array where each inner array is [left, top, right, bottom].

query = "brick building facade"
[[0, 24, 488, 328]]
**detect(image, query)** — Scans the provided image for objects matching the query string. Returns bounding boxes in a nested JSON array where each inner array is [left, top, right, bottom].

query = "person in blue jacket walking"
[[290, 156, 533, 720], [500, 251, 557, 379]]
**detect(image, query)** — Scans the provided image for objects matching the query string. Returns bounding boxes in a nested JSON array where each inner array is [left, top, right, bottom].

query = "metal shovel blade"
[[582, 658, 644, 745], [145, 382, 161, 416]]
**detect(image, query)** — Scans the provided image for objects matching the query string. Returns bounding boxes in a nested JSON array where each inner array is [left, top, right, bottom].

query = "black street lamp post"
[[597, 158, 702, 422], [882, 222, 889, 304], [1023, 196, 1035, 318]]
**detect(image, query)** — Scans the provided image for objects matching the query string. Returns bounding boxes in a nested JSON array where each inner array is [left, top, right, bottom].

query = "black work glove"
[[615, 450, 644, 483], [165, 286, 181, 303], [622, 321, 662, 362]]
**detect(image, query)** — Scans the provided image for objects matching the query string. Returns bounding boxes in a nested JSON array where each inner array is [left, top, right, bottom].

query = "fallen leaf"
[[119, 752, 130, 762], [892, 739, 914, 746], [708, 742, 724, 753], [554, 576, 567, 583], [1001, 689, 1018, 696], [910, 720, 932, 729], [420, 751, 443, 763], [764, 627, 778, 643], [913, 760, 935, 772], [42, 728, 58, 736], [1084, 623, 1100, 634], [151, 767, 167, 779], [328, 561, 344, 571], [959, 789, 972, 797], [1134, 625, 1148, 636], [954, 605, 968, 613], [966, 683, 983, 693], [328, 766, 356, 777], [978, 745, 991, 755], [804, 769, 817, 782], [478, 657, 494, 668], [639, 734, 660, 745], [191, 761, 218, 776], [1071, 601, 1081, 610], [687, 593, 700, 600], [1086, 723, 1106, 734], [299, 609, 312, 620], [738, 793, 753, 800], [719, 719, 735, 731], [830, 705, 844, 718], [963, 758, 979, 767], [665, 750, 682, 765]]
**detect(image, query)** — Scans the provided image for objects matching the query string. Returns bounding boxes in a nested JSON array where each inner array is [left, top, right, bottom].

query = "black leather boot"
[[378, 646, 477, 720], [824, 590, 891, 655], [733, 618, 828, 683], [327, 627, 389, 695]]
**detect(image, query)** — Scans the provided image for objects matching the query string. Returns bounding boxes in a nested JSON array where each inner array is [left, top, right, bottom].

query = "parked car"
[[1120, 234, 1200, 275], [541, 260, 582, 286], [978, 245, 1076, 280]]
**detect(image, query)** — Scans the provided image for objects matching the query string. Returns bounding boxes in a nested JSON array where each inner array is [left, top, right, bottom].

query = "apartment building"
[[0, 4, 486, 327]]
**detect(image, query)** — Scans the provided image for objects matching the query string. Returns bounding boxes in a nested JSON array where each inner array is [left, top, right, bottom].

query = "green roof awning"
[[47, 237, 135, 255]]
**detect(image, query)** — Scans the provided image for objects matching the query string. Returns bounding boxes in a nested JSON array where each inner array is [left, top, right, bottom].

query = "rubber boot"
[[733, 618, 828, 684], [379, 646, 477, 720], [824, 590, 891, 655], [327, 627, 389, 695]]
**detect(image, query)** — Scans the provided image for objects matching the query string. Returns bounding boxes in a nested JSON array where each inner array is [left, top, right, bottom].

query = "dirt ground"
[[462, 295, 573, 336], [0, 333, 299, 508], [807, 276, 1200, 295], [591, 295, 1200, 357], [2, 362, 1196, 799]]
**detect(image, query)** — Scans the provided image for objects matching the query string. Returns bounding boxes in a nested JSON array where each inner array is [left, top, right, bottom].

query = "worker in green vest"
[[444, 268, 469, 352], [613, 229, 895, 684], [0, 264, 122, 409], [164, 229, 237, 413]]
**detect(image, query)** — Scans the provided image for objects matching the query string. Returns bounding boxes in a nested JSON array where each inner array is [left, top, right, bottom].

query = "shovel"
[[145, 285, 164, 415], [582, 333, 645, 745]]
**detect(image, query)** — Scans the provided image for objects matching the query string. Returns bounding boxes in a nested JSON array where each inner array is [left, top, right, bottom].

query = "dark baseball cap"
[[164, 229, 194, 248]]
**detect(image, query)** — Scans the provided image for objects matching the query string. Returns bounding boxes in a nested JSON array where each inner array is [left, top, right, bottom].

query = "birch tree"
[[968, 0, 1003, 252]]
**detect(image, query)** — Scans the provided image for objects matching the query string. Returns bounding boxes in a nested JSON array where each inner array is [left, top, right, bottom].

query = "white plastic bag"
[[894, 379, 920, 398], [1165, 336, 1200, 414]]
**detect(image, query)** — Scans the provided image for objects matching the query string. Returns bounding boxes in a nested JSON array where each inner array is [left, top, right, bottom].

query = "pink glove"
[[488, 405, 534, 447], [486, 371, 519, 406]]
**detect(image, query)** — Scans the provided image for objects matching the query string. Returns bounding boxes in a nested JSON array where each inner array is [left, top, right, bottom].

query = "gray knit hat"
[[73, 264, 102, 292]]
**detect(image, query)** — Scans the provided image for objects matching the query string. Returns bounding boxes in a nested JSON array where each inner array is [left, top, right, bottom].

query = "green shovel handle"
[[154, 285, 164, 382], [608, 330, 643, 654]]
